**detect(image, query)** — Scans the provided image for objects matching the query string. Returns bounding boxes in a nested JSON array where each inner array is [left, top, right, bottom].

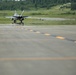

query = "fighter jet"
[[6, 10, 28, 24]]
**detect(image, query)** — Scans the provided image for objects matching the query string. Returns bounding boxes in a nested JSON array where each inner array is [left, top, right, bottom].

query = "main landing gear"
[[12, 20, 24, 25]]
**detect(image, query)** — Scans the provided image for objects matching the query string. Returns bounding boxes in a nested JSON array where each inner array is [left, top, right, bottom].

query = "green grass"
[[0, 18, 12, 24], [24, 18, 76, 25]]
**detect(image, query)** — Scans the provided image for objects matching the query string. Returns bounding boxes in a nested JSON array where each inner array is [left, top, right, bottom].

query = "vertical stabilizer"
[[20, 10, 24, 16], [14, 11, 18, 16]]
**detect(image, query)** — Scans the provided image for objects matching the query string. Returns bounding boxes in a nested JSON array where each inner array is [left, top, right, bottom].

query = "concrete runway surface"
[[0, 24, 76, 75]]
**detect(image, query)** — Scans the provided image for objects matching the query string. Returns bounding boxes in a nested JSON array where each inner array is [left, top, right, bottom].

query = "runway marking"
[[0, 57, 76, 61], [25, 29, 28, 30], [28, 29, 76, 43], [74, 41, 76, 43], [14, 27, 76, 43], [30, 30, 33, 32], [56, 36, 65, 40], [1, 26, 76, 43], [44, 33, 51, 36], [36, 31, 40, 33], [21, 28, 24, 29]]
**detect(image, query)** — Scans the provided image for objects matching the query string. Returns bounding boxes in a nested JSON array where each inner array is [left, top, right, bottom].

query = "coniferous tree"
[[0, 0, 75, 10]]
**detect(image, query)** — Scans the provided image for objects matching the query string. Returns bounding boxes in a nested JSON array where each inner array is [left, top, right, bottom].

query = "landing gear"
[[12, 20, 24, 25], [20, 20, 24, 25], [12, 20, 16, 24]]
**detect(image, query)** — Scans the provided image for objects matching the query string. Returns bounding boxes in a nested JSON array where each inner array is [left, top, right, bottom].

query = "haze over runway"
[[0, 24, 76, 75]]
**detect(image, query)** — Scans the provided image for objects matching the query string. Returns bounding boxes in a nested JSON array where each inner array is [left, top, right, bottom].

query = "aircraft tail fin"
[[14, 11, 18, 16], [20, 10, 24, 16]]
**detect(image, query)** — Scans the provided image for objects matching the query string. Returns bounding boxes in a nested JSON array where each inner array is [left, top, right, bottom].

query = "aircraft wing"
[[6, 16, 31, 18], [6, 16, 15, 18], [23, 16, 29, 18]]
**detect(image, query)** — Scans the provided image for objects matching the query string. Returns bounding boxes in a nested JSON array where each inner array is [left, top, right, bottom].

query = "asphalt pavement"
[[0, 24, 76, 75]]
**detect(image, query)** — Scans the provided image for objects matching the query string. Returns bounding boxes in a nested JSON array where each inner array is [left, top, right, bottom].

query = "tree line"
[[0, 0, 76, 10]]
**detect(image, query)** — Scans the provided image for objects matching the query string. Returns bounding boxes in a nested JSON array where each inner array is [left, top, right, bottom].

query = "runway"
[[0, 24, 76, 75]]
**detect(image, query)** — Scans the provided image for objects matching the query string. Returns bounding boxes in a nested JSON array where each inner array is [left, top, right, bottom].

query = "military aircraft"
[[6, 10, 28, 25]]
